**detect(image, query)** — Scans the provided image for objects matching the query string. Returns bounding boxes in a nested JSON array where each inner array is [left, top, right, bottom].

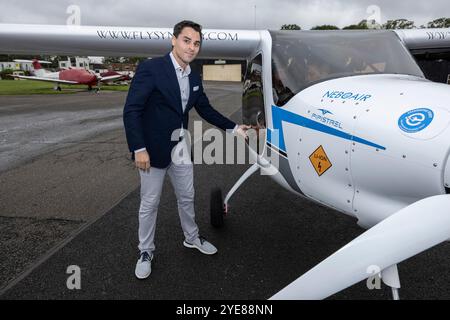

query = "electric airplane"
[[1, 23, 450, 300], [10, 58, 122, 91]]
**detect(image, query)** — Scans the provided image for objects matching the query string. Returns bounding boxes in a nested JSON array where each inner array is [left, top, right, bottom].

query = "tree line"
[[281, 17, 450, 30]]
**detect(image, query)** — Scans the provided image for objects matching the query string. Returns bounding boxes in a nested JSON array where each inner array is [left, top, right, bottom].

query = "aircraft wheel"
[[210, 188, 225, 228]]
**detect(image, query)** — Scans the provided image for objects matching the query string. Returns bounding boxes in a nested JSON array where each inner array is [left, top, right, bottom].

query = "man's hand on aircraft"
[[236, 124, 252, 140], [135, 150, 151, 171]]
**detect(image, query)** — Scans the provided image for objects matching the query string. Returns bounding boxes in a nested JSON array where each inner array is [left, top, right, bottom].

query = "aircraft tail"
[[31, 59, 42, 70], [270, 194, 450, 299]]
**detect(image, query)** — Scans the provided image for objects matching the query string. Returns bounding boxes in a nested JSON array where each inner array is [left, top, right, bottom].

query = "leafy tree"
[[427, 17, 450, 28], [104, 56, 144, 67], [366, 19, 382, 29], [281, 24, 301, 30], [383, 19, 416, 29], [103, 56, 144, 65], [125, 57, 146, 64], [104, 56, 124, 64], [311, 25, 339, 30], [0, 54, 40, 61], [343, 20, 369, 30], [0, 68, 14, 80]]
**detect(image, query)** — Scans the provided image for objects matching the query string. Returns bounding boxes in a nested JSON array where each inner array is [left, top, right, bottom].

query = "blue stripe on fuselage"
[[268, 105, 386, 152]]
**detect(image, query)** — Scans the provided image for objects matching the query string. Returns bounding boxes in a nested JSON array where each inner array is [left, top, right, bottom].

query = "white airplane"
[[1, 23, 450, 300]]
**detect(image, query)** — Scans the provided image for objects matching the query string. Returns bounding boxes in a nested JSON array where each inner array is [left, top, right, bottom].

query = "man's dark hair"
[[173, 20, 202, 43]]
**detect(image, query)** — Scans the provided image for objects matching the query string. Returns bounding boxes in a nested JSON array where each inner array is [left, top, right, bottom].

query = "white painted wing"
[[0, 24, 261, 59], [270, 194, 450, 300], [13, 59, 51, 64], [99, 75, 123, 82], [395, 28, 450, 52], [11, 75, 79, 84]]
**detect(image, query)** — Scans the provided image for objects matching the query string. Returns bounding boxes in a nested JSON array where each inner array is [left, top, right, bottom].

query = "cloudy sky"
[[0, 0, 449, 30]]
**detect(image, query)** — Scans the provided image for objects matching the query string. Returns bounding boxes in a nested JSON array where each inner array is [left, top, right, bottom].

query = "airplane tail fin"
[[270, 194, 450, 299], [31, 59, 42, 70]]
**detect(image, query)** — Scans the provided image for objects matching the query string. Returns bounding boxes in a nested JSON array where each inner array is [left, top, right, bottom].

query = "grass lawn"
[[0, 79, 129, 95]]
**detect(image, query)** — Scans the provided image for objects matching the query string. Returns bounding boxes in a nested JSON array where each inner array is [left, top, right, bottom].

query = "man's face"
[[171, 27, 201, 67]]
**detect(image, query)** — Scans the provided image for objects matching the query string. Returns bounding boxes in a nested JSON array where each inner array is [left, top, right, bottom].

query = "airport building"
[[58, 56, 90, 70], [0, 61, 33, 72], [191, 59, 246, 82]]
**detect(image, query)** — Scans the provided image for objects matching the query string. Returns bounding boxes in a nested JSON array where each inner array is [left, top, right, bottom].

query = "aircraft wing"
[[0, 23, 261, 59], [270, 194, 450, 299], [11, 75, 79, 84], [394, 28, 450, 53], [99, 74, 123, 82], [13, 59, 51, 64]]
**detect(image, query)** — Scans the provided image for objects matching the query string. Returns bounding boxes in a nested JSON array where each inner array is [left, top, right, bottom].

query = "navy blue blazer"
[[123, 53, 237, 168]]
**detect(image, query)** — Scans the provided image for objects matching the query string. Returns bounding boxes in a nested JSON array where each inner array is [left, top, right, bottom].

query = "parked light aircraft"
[[1, 24, 450, 299], [10, 58, 122, 91]]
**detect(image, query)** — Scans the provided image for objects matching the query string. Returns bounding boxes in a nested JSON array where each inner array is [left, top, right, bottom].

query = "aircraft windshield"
[[270, 30, 425, 106]]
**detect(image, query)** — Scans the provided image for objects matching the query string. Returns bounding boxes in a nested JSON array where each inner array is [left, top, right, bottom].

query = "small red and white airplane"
[[11, 59, 123, 92]]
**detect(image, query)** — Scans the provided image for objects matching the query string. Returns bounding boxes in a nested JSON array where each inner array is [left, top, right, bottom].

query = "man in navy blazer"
[[123, 20, 250, 279]]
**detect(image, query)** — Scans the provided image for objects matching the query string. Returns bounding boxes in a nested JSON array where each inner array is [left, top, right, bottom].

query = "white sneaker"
[[183, 236, 218, 255], [135, 251, 153, 279]]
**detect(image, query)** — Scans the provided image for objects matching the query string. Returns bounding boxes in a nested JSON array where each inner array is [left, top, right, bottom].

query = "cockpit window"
[[270, 30, 425, 106]]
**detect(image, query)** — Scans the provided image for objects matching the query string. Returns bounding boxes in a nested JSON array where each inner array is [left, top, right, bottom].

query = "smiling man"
[[123, 20, 250, 279]]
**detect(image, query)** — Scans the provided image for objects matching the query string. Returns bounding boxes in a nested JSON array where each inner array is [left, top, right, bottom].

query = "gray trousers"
[[138, 140, 199, 254]]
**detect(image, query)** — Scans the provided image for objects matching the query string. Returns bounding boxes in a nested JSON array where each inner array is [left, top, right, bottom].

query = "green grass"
[[0, 79, 130, 95]]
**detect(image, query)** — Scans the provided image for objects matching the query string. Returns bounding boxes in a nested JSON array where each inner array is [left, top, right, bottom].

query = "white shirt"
[[169, 51, 191, 114]]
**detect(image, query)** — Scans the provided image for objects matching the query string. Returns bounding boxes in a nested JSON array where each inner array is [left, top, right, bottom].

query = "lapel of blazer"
[[162, 53, 183, 115], [186, 72, 197, 113]]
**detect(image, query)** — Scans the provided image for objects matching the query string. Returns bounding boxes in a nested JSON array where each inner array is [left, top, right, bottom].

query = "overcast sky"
[[1, 0, 449, 30]]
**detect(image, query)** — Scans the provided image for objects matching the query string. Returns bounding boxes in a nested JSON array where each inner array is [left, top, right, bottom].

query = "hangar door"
[[202, 64, 242, 82]]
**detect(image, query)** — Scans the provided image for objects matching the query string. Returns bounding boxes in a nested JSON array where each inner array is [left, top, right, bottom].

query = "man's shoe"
[[135, 251, 153, 279], [183, 236, 218, 255]]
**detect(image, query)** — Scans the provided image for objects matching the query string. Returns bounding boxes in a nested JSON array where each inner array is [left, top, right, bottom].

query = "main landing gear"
[[210, 163, 260, 228]]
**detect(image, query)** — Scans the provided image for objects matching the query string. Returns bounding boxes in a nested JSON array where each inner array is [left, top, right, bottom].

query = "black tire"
[[210, 188, 224, 228]]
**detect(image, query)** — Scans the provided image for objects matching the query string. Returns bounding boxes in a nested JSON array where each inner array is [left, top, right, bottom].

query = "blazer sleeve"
[[193, 82, 237, 132], [123, 59, 155, 152]]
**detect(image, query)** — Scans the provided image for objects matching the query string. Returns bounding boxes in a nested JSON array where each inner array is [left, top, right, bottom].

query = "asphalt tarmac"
[[1, 82, 450, 300]]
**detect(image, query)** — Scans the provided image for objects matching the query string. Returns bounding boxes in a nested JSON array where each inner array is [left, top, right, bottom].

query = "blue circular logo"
[[398, 108, 434, 133]]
